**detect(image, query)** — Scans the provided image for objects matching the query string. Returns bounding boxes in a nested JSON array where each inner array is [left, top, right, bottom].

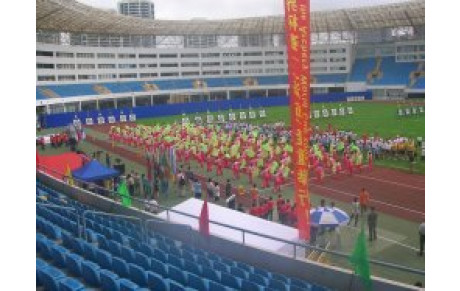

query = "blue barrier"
[[42, 92, 371, 128]]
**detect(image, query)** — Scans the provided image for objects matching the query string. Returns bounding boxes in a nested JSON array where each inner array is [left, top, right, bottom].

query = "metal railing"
[[36, 165, 425, 278]]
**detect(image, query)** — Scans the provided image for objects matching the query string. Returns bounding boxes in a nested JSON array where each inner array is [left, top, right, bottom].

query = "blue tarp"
[[72, 159, 120, 182]]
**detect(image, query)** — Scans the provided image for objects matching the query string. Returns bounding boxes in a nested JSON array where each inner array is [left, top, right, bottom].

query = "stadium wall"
[[42, 92, 371, 128], [37, 170, 420, 291]]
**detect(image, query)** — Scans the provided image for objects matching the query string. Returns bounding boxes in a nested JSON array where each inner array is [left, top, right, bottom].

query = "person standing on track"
[[347, 197, 360, 227], [359, 188, 370, 215], [367, 206, 378, 242], [418, 222, 425, 256]]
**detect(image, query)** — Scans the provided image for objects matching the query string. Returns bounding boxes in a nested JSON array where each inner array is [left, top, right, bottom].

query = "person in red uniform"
[[276, 194, 285, 212], [250, 184, 259, 205], [249, 202, 258, 217], [206, 156, 213, 173], [279, 199, 291, 224], [232, 161, 241, 180]]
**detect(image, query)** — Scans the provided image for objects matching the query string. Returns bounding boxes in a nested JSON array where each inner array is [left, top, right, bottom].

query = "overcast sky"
[[78, 0, 410, 19]]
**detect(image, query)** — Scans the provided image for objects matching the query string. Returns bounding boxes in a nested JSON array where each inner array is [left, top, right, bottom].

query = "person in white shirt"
[[347, 197, 360, 227]]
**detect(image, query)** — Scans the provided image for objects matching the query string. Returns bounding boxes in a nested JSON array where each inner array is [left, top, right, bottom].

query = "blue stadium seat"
[[50, 244, 69, 268], [147, 271, 168, 291], [236, 262, 253, 273], [81, 260, 101, 287], [201, 266, 220, 282], [186, 272, 207, 291], [272, 273, 289, 284], [230, 266, 247, 280], [220, 272, 241, 289], [39, 266, 66, 291], [183, 259, 201, 276], [196, 255, 211, 268], [153, 248, 167, 262], [168, 265, 187, 286], [112, 257, 130, 278], [249, 273, 267, 286], [151, 258, 168, 278], [37, 238, 53, 260], [100, 269, 121, 291], [113, 230, 127, 245], [139, 243, 154, 257], [36, 258, 48, 286], [242, 279, 262, 291], [96, 249, 113, 270], [168, 254, 184, 269], [121, 246, 136, 263], [59, 278, 86, 291], [168, 280, 187, 291], [108, 240, 122, 257], [135, 251, 151, 270], [182, 250, 196, 262], [169, 246, 182, 258], [208, 280, 228, 291], [128, 263, 148, 287], [128, 237, 141, 251], [291, 278, 310, 289], [206, 253, 219, 262], [119, 278, 140, 291], [83, 242, 97, 262], [212, 261, 229, 273], [219, 257, 236, 268], [253, 267, 271, 278], [66, 253, 83, 277], [73, 238, 85, 256], [268, 279, 288, 291], [61, 231, 74, 250]]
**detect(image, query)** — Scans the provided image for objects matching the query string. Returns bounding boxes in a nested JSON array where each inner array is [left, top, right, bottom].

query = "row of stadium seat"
[[36, 73, 359, 99], [36, 182, 332, 290]]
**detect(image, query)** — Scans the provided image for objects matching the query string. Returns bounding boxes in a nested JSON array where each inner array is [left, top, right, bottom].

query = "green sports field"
[[138, 102, 425, 139]]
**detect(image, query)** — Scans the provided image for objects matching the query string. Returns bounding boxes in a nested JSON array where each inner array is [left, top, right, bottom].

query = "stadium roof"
[[37, 0, 424, 35]]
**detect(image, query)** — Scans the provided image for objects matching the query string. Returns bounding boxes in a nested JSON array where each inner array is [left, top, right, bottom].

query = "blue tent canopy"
[[72, 159, 120, 182]]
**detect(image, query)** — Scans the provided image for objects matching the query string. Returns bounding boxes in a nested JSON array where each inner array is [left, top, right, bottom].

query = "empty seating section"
[[36, 182, 332, 290], [44, 84, 96, 97], [372, 57, 418, 85], [37, 88, 47, 100], [350, 58, 376, 82], [257, 75, 288, 85], [314, 74, 347, 84], [413, 77, 425, 89]]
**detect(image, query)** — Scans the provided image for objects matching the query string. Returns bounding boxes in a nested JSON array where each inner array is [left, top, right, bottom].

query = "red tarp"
[[37, 152, 83, 180]]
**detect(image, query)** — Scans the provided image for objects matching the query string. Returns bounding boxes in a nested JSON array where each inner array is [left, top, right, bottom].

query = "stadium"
[[36, 0, 425, 290]]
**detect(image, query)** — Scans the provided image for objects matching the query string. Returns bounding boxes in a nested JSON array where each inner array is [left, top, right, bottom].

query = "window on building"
[[56, 52, 74, 58], [97, 53, 116, 59], [56, 64, 76, 70], [37, 75, 56, 81], [181, 53, 199, 58], [265, 51, 284, 56], [139, 63, 157, 68], [37, 63, 55, 69], [78, 74, 97, 80], [159, 53, 178, 58], [181, 71, 200, 76], [76, 53, 95, 58], [201, 53, 220, 58], [223, 70, 242, 75], [58, 75, 76, 81], [159, 63, 178, 68], [222, 52, 241, 57], [139, 54, 157, 58], [139, 73, 158, 78], [202, 71, 220, 76], [202, 62, 220, 67], [98, 74, 117, 80], [243, 52, 263, 57], [78, 64, 96, 69], [181, 62, 199, 68], [118, 53, 136, 59], [265, 60, 284, 65], [98, 64, 116, 69], [36, 51, 53, 57], [244, 60, 263, 65], [119, 73, 137, 79], [118, 64, 137, 69], [160, 72, 179, 77]]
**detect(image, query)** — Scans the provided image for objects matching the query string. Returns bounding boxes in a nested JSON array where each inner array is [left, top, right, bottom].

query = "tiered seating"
[[93, 84, 111, 95], [37, 88, 48, 100], [36, 182, 332, 291], [313, 74, 347, 84], [42, 84, 96, 97], [372, 57, 418, 85], [258, 75, 288, 85], [40, 88, 61, 99], [412, 77, 425, 89], [349, 58, 376, 82]]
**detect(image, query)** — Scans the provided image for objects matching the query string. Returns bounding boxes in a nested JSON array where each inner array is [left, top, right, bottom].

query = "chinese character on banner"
[[284, 0, 311, 241]]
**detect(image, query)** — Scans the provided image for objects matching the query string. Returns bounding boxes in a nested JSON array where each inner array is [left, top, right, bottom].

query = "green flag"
[[118, 181, 132, 207], [349, 227, 372, 290]]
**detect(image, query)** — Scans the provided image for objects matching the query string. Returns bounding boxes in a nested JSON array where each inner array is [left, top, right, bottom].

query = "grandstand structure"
[[36, 0, 425, 115]]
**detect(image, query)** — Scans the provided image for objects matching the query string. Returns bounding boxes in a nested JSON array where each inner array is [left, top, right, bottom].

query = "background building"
[[118, 0, 155, 19]]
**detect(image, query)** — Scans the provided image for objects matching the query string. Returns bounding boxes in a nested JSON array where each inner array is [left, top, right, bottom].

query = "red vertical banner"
[[284, 0, 311, 240]]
